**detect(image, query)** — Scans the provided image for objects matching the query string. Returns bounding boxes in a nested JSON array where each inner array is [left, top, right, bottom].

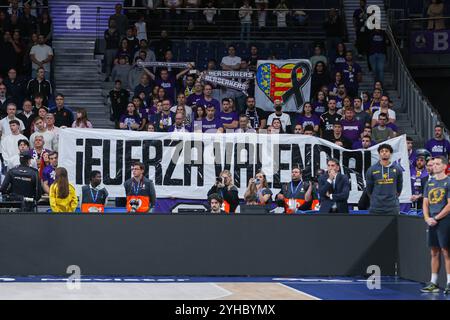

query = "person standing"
[[421, 156, 450, 294], [367, 28, 389, 84], [318, 159, 350, 213], [365, 143, 403, 214], [80, 170, 109, 213], [49, 167, 78, 213], [207, 170, 239, 213], [124, 162, 156, 213], [276, 167, 316, 213], [425, 124, 450, 158]]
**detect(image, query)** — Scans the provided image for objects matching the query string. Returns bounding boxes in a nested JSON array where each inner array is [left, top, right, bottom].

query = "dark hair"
[[304, 124, 314, 132], [435, 124, 444, 130], [406, 136, 413, 142], [433, 155, 448, 165], [55, 167, 70, 199], [378, 143, 393, 153], [9, 119, 20, 126], [55, 93, 64, 99], [90, 170, 101, 180], [327, 158, 340, 166], [378, 112, 388, 119], [133, 161, 145, 170], [48, 151, 58, 158], [222, 98, 230, 104], [18, 139, 29, 147], [208, 193, 223, 204]]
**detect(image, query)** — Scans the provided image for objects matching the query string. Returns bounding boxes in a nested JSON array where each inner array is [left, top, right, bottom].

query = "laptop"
[[239, 204, 270, 214]]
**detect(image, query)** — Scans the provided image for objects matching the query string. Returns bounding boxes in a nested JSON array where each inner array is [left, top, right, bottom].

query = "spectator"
[[44, 113, 60, 150], [427, 0, 445, 30], [353, 0, 368, 58], [293, 124, 303, 134], [17, 99, 37, 138], [372, 112, 395, 143], [200, 104, 223, 133], [320, 98, 341, 140], [131, 96, 148, 130], [119, 103, 141, 130], [127, 57, 146, 91], [218, 98, 238, 131], [115, 38, 132, 65], [311, 61, 331, 99], [112, 56, 132, 88], [235, 114, 254, 133], [198, 84, 220, 111], [124, 27, 140, 54], [151, 30, 172, 61], [168, 112, 191, 132], [241, 96, 266, 130], [0, 31, 18, 76], [29, 134, 51, 164], [29, 106, 48, 135], [145, 66, 192, 104], [368, 88, 382, 113], [425, 124, 450, 157], [244, 171, 273, 205], [0, 83, 13, 117], [4, 68, 25, 107], [42, 151, 58, 194], [109, 80, 130, 129], [185, 0, 200, 30], [276, 166, 315, 213], [267, 99, 291, 133], [50, 94, 74, 128], [331, 43, 347, 70], [310, 45, 328, 68], [104, 19, 121, 82], [146, 123, 156, 132], [26, 67, 52, 104], [293, 9, 308, 27], [353, 134, 374, 150], [203, 1, 217, 26], [186, 82, 204, 107], [296, 102, 320, 134], [371, 95, 395, 127], [20, 3, 37, 42], [134, 73, 152, 98], [182, 74, 196, 98], [109, 3, 129, 37], [134, 13, 147, 41], [133, 39, 156, 63], [1, 120, 28, 170], [274, 0, 289, 29], [247, 46, 260, 73], [312, 91, 327, 116], [49, 167, 78, 213], [368, 28, 390, 84], [271, 118, 284, 134], [8, 139, 33, 169], [207, 193, 225, 214], [353, 97, 371, 126], [72, 108, 93, 128], [221, 45, 241, 71], [239, 0, 252, 41], [407, 136, 417, 168], [29, 34, 53, 79], [337, 50, 362, 98], [341, 107, 363, 144], [152, 99, 176, 132], [0, 103, 26, 136], [255, 0, 268, 29], [318, 158, 350, 213], [37, 10, 52, 43], [334, 84, 347, 109], [170, 93, 193, 124], [324, 8, 345, 58], [207, 170, 240, 213], [29, 116, 56, 151], [329, 122, 352, 149], [328, 71, 343, 97]]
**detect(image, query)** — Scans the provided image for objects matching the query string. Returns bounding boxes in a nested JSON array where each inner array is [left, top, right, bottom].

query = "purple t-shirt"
[[312, 101, 327, 116], [119, 114, 141, 129], [42, 165, 56, 185], [186, 93, 204, 107], [155, 75, 176, 103], [425, 138, 450, 157], [219, 111, 238, 126], [202, 117, 222, 133], [338, 62, 362, 90], [341, 119, 363, 142], [296, 114, 320, 129], [198, 97, 220, 111], [138, 106, 151, 120], [369, 100, 381, 113], [368, 31, 387, 55]]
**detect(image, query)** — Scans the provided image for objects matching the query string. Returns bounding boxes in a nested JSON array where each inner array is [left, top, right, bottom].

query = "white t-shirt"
[[1, 133, 28, 168], [221, 55, 242, 69], [134, 21, 147, 41], [372, 109, 396, 120], [30, 44, 54, 71], [267, 112, 291, 132], [239, 6, 252, 23], [0, 117, 26, 135], [30, 130, 56, 151], [275, 11, 288, 27]]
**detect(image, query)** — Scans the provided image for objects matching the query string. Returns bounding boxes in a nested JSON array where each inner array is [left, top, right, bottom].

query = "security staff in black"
[[80, 170, 109, 213], [0, 152, 42, 212]]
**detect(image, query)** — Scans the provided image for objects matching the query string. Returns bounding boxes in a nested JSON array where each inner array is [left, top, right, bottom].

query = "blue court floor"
[[0, 276, 448, 300]]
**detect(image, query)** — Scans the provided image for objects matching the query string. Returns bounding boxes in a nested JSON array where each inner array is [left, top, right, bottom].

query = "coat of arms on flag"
[[255, 60, 312, 112]]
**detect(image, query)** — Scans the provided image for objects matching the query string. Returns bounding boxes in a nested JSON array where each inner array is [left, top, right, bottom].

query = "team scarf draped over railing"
[[137, 61, 194, 69], [206, 70, 255, 79], [201, 74, 249, 94]]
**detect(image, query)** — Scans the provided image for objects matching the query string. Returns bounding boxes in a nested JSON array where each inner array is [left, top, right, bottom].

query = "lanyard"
[[290, 181, 302, 197], [90, 187, 99, 203], [132, 180, 142, 195]]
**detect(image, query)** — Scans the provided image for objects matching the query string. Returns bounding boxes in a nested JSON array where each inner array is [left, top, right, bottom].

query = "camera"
[[255, 178, 261, 185], [129, 199, 140, 212], [216, 177, 224, 184]]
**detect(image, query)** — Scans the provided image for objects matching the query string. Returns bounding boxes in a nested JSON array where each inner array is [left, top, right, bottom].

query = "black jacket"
[[26, 78, 52, 103], [207, 184, 240, 213], [0, 165, 42, 201], [318, 173, 350, 213]]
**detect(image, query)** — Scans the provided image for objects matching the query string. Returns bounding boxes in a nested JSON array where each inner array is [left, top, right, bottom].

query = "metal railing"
[[386, 23, 448, 141]]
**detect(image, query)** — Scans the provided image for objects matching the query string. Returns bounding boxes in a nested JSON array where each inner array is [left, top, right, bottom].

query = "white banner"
[[59, 129, 411, 203], [255, 59, 312, 112]]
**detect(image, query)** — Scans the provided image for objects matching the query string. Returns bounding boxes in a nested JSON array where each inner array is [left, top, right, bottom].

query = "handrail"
[[386, 23, 448, 140]]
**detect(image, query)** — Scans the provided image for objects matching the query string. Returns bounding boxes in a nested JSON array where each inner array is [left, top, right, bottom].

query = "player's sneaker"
[[444, 284, 450, 295], [420, 282, 440, 293]]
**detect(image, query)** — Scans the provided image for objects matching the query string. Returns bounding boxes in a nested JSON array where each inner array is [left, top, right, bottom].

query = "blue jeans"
[[240, 23, 251, 41], [369, 53, 386, 84]]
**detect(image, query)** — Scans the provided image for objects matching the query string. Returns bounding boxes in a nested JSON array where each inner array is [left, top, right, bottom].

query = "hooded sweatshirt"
[[365, 161, 403, 214]]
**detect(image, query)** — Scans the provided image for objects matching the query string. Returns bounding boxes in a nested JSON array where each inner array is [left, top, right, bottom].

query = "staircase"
[[343, 0, 422, 146], [49, 0, 118, 127]]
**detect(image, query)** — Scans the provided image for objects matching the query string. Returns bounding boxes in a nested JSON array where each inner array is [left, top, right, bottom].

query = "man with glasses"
[[124, 162, 156, 213]]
